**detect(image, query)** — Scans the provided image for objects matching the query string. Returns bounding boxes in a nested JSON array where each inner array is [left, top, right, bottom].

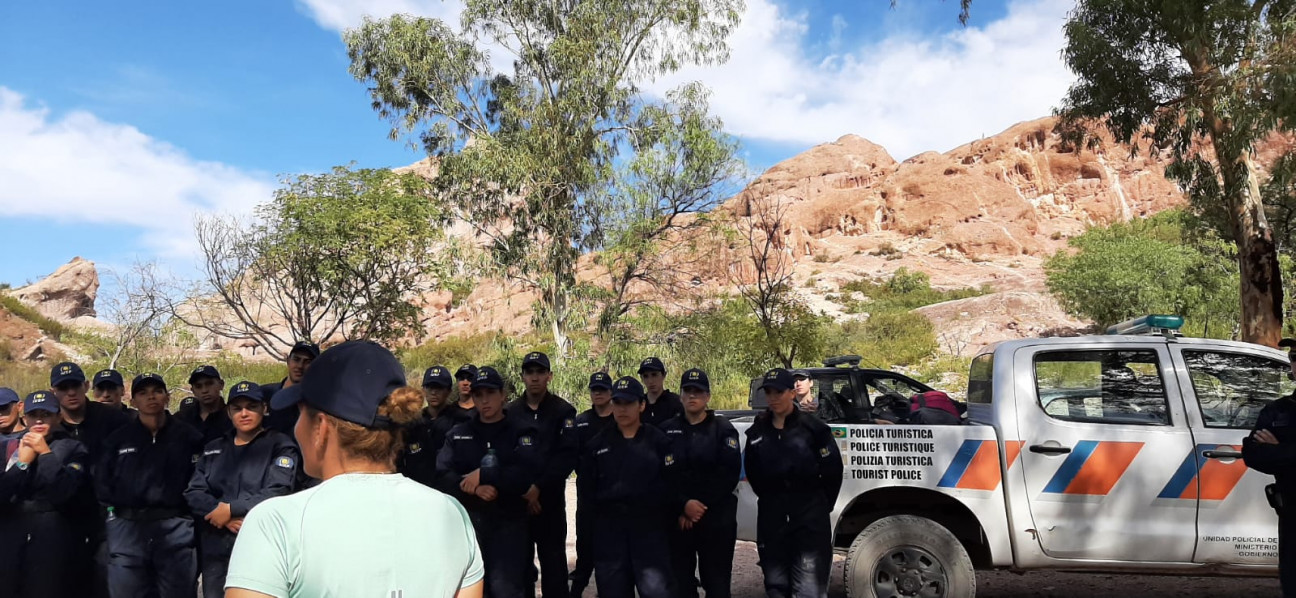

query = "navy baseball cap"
[[680, 368, 710, 392], [132, 373, 168, 394], [269, 384, 301, 411], [188, 365, 222, 384], [638, 357, 666, 375], [455, 364, 479, 381], [471, 366, 505, 391], [760, 368, 795, 392], [0, 388, 19, 406], [23, 390, 59, 414], [611, 376, 646, 403], [791, 369, 811, 379], [271, 340, 406, 429], [93, 369, 125, 388], [289, 341, 321, 359], [228, 381, 264, 402], [588, 372, 613, 391], [521, 351, 551, 371], [422, 366, 452, 389], [51, 362, 85, 387]]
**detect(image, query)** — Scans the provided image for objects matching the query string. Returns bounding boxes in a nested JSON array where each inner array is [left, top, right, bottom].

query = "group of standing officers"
[[406, 353, 844, 598], [0, 342, 844, 598], [0, 341, 320, 598]]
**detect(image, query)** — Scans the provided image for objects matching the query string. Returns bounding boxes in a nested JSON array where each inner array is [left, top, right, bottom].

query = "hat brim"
[[681, 384, 709, 392], [23, 406, 58, 415], [93, 380, 124, 389], [131, 380, 168, 394], [610, 394, 643, 403], [761, 384, 792, 393], [187, 373, 222, 385], [51, 374, 86, 387], [637, 367, 666, 375], [269, 385, 304, 411], [588, 384, 612, 391], [229, 393, 265, 403], [470, 383, 504, 392], [521, 361, 550, 371]]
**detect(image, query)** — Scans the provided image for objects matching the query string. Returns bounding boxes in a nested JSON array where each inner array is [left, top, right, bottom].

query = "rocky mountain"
[[16, 117, 1292, 361], [416, 116, 1198, 355]]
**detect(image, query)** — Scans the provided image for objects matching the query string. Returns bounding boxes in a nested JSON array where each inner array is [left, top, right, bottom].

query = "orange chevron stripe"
[[1062, 441, 1142, 495], [956, 440, 1002, 490]]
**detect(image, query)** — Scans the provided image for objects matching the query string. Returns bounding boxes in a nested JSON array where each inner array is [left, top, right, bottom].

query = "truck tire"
[[846, 515, 976, 598]]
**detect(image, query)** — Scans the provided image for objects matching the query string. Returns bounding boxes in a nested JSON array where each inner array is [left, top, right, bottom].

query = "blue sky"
[[0, 0, 1072, 290]]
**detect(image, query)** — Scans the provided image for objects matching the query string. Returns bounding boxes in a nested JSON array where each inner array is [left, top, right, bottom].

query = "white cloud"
[[298, 0, 1074, 162], [294, 0, 462, 32], [0, 88, 275, 259], [652, 0, 1075, 160], [653, 0, 1078, 159]]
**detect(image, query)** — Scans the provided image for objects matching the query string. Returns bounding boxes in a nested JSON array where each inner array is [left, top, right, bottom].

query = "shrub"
[[0, 294, 66, 341]]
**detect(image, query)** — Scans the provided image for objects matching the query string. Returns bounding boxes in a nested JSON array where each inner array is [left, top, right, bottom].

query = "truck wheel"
[[846, 515, 975, 598]]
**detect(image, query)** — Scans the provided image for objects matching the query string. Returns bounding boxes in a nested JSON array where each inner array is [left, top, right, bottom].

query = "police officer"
[[1244, 337, 1296, 598], [49, 362, 129, 598], [447, 364, 480, 421], [260, 341, 320, 436], [507, 350, 577, 598], [662, 368, 741, 598], [184, 381, 298, 598], [0, 387, 23, 436], [435, 366, 539, 598], [92, 370, 134, 414], [0, 390, 91, 598], [177, 365, 234, 445], [744, 368, 843, 598], [51, 362, 130, 461], [569, 371, 616, 597], [97, 373, 204, 598], [639, 357, 683, 427], [580, 376, 677, 598], [398, 365, 459, 487]]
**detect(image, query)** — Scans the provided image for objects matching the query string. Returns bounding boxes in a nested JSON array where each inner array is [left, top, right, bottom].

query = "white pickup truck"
[[734, 316, 1287, 597]]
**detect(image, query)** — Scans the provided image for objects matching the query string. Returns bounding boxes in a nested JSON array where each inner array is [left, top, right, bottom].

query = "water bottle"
[[481, 446, 499, 478]]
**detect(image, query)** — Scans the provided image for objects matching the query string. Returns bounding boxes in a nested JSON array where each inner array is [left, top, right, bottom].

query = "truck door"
[[1015, 344, 1197, 561], [1170, 347, 1288, 566]]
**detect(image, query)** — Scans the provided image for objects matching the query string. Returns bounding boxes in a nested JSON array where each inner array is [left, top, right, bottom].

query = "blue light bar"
[[1105, 315, 1185, 336]]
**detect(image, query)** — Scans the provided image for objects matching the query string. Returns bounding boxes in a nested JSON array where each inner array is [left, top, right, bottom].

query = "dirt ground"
[[560, 481, 1280, 598]]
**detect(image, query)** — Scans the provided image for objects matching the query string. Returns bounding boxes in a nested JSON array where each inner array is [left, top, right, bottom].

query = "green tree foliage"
[[1056, 0, 1296, 345], [190, 166, 455, 357], [344, 0, 742, 355], [587, 85, 745, 339], [1045, 211, 1240, 337], [839, 267, 988, 315]]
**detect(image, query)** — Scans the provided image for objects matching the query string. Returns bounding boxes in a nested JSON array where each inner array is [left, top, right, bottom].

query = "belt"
[[18, 501, 56, 514], [114, 507, 188, 521]]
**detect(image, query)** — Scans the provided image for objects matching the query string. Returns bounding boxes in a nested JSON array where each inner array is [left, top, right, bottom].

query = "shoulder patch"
[[726, 437, 738, 450], [564, 418, 575, 429], [519, 435, 534, 446], [276, 456, 295, 469], [819, 446, 831, 458], [408, 442, 422, 454], [664, 453, 676, 466], [68, 462, 83, 471]]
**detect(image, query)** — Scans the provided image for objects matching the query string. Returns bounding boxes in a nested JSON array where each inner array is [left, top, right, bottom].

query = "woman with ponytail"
[[224, 340, 484, 598]]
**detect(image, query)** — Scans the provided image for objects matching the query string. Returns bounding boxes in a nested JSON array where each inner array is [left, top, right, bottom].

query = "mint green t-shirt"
[[225, 472, 484, 598]]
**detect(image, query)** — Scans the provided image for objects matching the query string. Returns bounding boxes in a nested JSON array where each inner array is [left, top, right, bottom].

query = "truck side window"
[[1033, 350, 1170, 425], [967, 354, 993, 404], [1182, 350, 1294, 429]]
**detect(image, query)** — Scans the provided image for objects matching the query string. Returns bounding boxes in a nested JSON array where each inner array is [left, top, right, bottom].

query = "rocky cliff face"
[[11, 257, 100, 322], [419, 117, 1202, 352]]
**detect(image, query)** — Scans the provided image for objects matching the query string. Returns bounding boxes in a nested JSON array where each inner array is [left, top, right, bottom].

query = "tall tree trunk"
[[1219, 146, 1284, 346]]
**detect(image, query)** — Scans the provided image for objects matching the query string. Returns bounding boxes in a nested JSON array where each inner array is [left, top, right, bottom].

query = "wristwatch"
[[13, 460, 29, 471]]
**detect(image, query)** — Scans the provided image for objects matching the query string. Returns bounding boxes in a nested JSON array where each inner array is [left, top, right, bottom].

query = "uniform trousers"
[[0, 510, 84, 598], [755, 496, 833, 598], [593, 506, 674, 598], [669, 498, 737, 598], [105, 514, 196, 598]]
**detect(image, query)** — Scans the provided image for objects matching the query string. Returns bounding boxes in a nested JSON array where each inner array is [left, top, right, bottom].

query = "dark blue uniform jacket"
[[506, 393, 577, 492], [184, 429, 298, 520], [96, 416, 204, 510], [660, 411, 742, 510], [435, 414, 540, 513]]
